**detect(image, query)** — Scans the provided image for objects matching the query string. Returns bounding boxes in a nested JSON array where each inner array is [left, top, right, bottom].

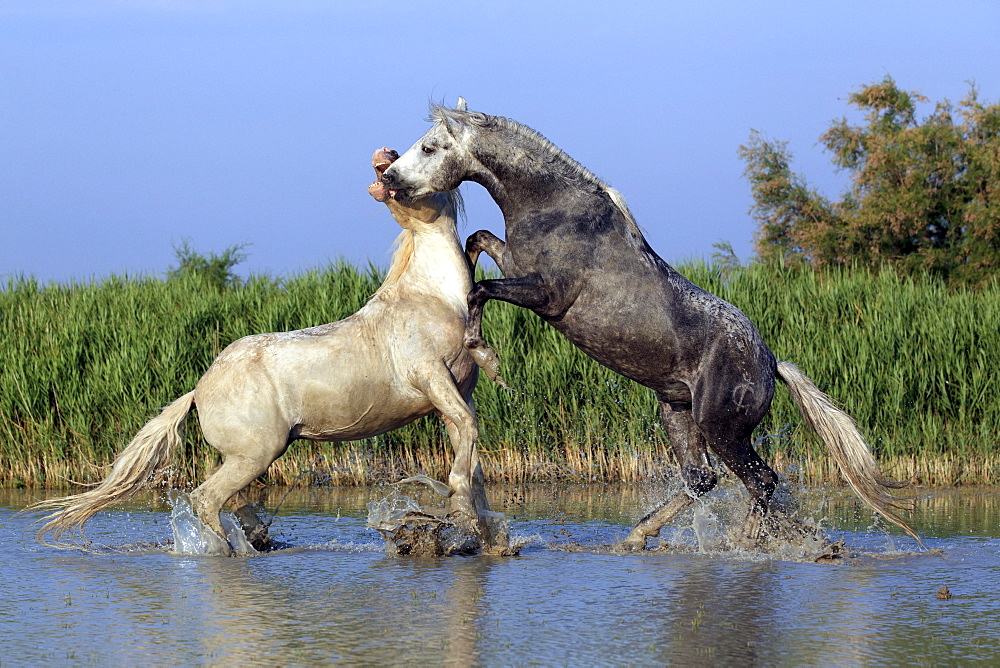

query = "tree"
[[740, 76, 1000, 285], [167, 239, 250, 290]]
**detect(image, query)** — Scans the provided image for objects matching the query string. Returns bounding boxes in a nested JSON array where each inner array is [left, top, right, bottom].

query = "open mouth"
[[367, 147, 399, 202]]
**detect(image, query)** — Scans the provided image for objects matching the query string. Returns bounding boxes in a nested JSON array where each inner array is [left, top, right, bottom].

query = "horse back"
[[503, 189, 775, 405]]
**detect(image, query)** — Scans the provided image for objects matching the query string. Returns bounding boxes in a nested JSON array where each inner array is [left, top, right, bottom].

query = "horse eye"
[[422, 146, 435, 155]]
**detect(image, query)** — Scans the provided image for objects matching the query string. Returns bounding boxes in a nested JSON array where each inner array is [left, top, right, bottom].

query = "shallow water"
[[3, 484, 999, 664]]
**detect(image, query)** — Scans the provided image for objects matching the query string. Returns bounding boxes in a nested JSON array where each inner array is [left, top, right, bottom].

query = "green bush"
[[1, 260, 996, 487]]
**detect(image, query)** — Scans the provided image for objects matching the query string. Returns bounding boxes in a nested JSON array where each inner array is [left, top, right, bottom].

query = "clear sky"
[[3, 1, 999, 283]]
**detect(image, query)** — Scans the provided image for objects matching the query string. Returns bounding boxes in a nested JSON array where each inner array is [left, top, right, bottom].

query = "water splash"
[[366, 493, 480, 556], [691, 503, 724, 552], [366, 493, 425, 532], [167, 490, 257, 556]]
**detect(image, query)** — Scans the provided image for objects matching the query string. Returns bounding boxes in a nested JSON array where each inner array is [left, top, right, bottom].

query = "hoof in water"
[[468, 345, 510, 390], [385, 513, 479, 557], [731, 533, 760, 551], [618, 533, 649, 552], [368, 494, 478, 556], [243, 523, 272, 553], [759, 511, 844, 562], [477, 509, 522, 556], [367, 493, 521, 557], [229, 502, 273, 552], [168, 490, 254, 557]]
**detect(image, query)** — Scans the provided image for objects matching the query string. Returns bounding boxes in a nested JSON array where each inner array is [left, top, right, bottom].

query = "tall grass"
[[1, 261, 996, 488]]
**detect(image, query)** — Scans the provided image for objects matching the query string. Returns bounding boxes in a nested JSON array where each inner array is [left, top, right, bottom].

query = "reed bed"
[[2, 261, 997, 489]]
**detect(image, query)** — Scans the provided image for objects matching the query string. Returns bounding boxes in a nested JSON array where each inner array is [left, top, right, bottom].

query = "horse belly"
[[567, 326, 684, 390], [549, 303, 686, 384], [294, 382, 433, 442], [286, 341, 435, 441], [553, 287, 774, 400]]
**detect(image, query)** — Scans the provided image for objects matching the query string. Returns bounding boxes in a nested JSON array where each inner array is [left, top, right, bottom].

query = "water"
[[168, 490, 256, 556], [2, 484, 998, 664]]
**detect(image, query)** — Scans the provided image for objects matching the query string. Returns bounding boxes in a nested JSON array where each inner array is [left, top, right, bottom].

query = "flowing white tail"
[[33, 391, 195, 545], [777, 361, 921, 545]]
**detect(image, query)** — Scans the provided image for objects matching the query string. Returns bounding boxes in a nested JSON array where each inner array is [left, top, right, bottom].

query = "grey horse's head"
[[381, 97, 484, 202]]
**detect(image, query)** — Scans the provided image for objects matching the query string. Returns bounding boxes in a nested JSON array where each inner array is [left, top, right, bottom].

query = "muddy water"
[[2, 484, 998, 664]]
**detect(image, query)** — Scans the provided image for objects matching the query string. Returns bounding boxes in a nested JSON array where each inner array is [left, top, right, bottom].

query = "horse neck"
[[409, 223, 470, 291], [468, 122, 602, 219], [375, 218, 471, 308]]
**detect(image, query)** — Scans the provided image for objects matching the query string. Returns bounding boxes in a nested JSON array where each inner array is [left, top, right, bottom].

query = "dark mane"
[[428, 103, 641, 233], [430, 104, 605, 189]]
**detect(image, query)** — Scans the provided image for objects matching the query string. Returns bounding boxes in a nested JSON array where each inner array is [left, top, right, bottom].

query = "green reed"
[[1, 261, 997, 488]]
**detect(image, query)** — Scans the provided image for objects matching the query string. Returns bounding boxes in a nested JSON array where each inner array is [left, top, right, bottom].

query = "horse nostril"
[[381, 170, 394, 186]]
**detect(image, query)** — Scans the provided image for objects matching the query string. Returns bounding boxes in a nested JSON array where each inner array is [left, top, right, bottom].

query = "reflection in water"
[[2, 485, 998, 664]]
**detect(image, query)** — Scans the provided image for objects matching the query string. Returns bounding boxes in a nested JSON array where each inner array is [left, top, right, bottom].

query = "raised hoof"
[[467, 344, 511, 390], [398, 474, 454, 497]]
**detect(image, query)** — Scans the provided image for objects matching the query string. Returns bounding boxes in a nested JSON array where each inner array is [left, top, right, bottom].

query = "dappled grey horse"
[[382, 98, 920, 549]]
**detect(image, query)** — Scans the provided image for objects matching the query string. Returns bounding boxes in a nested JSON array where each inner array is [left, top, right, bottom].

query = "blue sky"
[[3, 1, 999, 283]]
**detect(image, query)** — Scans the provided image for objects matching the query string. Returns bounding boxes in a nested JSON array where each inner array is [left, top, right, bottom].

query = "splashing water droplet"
[[167, 489, 256, 556]]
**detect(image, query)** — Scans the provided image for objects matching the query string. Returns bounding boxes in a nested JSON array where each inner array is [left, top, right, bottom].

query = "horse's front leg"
[[413, 366, 508, 551], [465, 274, 551, 389], [465, 229, 508, 272]]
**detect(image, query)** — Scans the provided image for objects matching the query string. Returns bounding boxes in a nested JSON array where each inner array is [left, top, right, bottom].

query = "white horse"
[[33, 148, 503, 555]]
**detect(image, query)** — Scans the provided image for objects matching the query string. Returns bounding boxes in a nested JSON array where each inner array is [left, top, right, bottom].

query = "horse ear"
[[443, 114, 461, 136], [456, 97, 467, 111]]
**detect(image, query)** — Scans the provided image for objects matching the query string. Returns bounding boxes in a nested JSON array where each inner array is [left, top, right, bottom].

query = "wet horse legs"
[[409, 364, 508, 551], [204, 462, 272, 551], [622, 400, 717, 550], [190, 451, 277, 555], [622, 398, 779, 550], [707, 433, 779, 549]]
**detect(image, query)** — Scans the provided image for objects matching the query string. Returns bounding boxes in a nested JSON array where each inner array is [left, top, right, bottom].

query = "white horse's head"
[[381, 97, 481, 202], [368, 146, 462, 226]]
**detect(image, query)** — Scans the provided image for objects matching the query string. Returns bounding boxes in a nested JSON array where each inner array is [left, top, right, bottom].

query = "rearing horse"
[[33, 148, 505, 555], [382, 98, 920, 549]]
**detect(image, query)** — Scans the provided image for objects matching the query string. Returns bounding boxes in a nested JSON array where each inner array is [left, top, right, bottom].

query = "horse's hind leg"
[[622, 399, 717, 550], [190, 451, 277, 555], [206, 463, 272, 551], [707, 435, 779, 549]]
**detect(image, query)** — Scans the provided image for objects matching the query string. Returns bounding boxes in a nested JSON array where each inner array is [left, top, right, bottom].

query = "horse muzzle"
[[380, 167, 412, 203]]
